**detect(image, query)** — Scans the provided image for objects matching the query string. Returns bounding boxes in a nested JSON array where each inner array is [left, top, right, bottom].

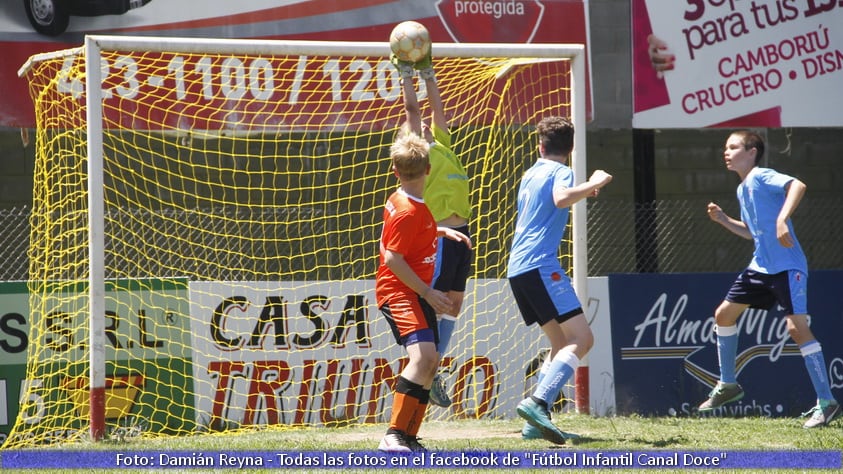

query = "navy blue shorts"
[[725, 269, 807, 315], [432, 224, 472, 293], [508, 267, 583, 327]]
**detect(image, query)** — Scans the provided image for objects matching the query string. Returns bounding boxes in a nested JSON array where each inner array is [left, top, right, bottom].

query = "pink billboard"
[[632, 0, 843, 128]]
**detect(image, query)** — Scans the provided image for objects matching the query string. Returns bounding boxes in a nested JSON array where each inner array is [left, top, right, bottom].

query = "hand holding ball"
[[389, 21, 431, 64]]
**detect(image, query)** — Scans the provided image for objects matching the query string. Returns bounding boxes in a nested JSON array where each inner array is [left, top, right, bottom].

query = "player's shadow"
[[519, 433, 688, 448], [629, 434, 689, 447], [513, 430, 599, 448]]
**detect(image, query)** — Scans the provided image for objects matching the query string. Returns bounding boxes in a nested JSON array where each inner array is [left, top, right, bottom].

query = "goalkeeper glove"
[[390, 53, 415, 79], [414, 48, 435, 81]]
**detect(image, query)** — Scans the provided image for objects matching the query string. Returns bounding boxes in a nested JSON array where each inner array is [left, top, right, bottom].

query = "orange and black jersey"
[[376, 188, 438, 307]]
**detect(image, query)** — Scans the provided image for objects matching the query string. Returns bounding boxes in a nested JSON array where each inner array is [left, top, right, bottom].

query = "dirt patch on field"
[[324, 420, 523, 444]]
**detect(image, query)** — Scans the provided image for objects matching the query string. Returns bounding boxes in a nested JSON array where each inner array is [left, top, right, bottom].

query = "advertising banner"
[[187, 277, 615, 428], [0, 279, 192, 445], [187, 279, 526, 427], [0, 283, 28, 445], [30, 49, 567, 133], [632, 0, 843, 127], [609, 271, 843, 417], [3, 0, 591, 128], [4, 275, 613, 441]]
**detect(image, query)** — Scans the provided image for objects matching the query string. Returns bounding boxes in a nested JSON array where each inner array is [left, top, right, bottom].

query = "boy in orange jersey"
[[376, 132, 471, 452]]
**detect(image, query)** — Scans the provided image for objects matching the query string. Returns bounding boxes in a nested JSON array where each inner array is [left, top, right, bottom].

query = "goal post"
[[85, 35, 108, 442], [11, 35, 587, 447]]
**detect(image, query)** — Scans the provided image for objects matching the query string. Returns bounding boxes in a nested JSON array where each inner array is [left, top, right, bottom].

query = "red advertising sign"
[[4, 0, 591, 128], [26, 50, 570, 131], [436, 0, 546, 43]]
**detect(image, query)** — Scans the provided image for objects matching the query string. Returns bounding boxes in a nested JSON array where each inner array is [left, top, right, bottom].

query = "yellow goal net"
[[7, 36, 585, 447]]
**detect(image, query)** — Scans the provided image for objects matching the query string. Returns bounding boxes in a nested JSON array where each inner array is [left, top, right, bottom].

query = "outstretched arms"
[[393, 47, 446, 138], [399, 73, 424, 136], [416, 50, 449, 133]]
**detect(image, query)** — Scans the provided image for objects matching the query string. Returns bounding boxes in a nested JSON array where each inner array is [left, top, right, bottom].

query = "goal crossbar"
[[84, 34, 584, 58]]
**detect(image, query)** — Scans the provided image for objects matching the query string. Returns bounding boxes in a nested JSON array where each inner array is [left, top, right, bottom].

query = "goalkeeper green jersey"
[[424, 124, 471, 222]]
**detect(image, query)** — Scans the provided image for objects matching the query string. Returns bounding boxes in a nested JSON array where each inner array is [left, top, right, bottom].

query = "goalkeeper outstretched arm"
[[415, 51, 449, 134], [393, 48, 446, 139], [392, 54, 423, 137]]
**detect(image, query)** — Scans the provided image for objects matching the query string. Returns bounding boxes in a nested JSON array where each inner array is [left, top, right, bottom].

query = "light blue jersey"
[[507, 159, 574, 277], [738, 167, 807, 274]]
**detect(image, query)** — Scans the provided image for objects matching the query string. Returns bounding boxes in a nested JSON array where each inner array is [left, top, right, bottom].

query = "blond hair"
[[391, 133, 430, 180]]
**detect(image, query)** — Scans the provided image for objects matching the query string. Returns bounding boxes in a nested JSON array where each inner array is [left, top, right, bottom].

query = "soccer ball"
[[389, 21, 431, 63]]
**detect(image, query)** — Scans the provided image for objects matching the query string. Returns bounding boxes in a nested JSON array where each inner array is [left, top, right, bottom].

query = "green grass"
[[3, 414, 842, 473]]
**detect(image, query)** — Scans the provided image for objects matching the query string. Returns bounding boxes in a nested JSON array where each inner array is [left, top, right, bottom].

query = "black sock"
[[530, 396, 548, 410]]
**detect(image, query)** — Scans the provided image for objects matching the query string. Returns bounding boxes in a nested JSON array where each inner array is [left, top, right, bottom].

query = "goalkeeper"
[[392, 48, 473, 409]]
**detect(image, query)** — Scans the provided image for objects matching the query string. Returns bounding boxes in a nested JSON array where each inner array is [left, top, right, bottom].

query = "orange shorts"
[[379, 294, 438, 346]]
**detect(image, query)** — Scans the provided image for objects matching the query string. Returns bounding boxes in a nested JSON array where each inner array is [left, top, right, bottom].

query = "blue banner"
[[1, 450, 840, 469], [608, 271, 843, 417]]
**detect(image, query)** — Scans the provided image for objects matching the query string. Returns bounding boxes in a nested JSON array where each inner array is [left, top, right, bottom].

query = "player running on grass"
[[375, 131, 471, 452], [507, 116, 612, 444], [391, 47, 473, 409], [697, 130, 839, 429]]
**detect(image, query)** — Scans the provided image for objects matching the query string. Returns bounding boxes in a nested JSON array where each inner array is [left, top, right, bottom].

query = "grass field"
[[4, 414, 842, 473]]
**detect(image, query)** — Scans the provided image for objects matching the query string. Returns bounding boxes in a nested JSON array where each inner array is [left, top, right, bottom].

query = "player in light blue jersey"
[[698, 130, 839, 428], [507, 116, 612, 444]]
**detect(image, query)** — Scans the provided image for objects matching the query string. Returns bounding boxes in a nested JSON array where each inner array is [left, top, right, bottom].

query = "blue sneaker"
[[522, 422, 580, 440], [521, 422, 543, 440], [697, 382, 744, 412], [516, 398, 566, 445]]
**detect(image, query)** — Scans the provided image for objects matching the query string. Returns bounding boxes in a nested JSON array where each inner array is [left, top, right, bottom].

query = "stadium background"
[[0, 0, 841, 444], [1, 125, 841, 278], [0, 1, 840, 276]]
